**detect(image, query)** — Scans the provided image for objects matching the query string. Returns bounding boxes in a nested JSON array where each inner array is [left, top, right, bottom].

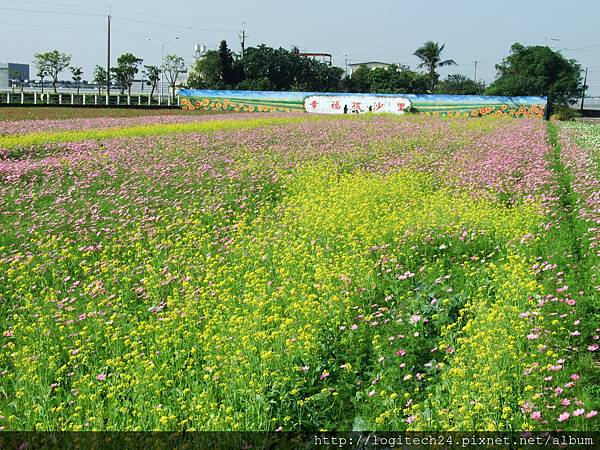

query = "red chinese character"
[[373, 102, 385, 111], [351, 101, 362, 111], [310, 100, 318, 109], [331, 100, 341, 110], [397, 102, 406, 112]]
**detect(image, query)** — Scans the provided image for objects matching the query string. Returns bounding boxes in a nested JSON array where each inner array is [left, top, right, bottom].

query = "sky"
[[1, 0, 599, 95]]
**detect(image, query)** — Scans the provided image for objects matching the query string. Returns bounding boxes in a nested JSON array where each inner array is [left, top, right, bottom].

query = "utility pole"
[[107, 7, 111, 98], [473, 58, 478, 82], [580, 67, 588, 113], [239, 22, 247, 58]]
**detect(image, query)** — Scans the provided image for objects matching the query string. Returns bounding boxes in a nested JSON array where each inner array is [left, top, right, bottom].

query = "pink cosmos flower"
[[406, 415, 417, 424], [588, 344, 599, 352], [570, 373, 580, 381], [586, 411, 597, 419], [96, 373, 106, 381], [557, 412, 570, 422], [395, 349, 406, 357], [319, 371, 329, 381], [561, 398, 571, 407], [573, 409, 585, 417], [409, 314, 421, 325], [527, 333, 539, 340], [531, 411, 542, 420]]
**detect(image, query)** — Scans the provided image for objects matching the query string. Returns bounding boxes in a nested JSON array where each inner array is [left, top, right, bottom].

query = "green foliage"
[[218, 40, 240, 85], [413, 41, 456, 91], [33, 50, 72, 93], [551, 105, 581, 121], [343, 64, 430, 94], [162, 55, 186, 101], [188, 50, 222, 88], [111, 53, 143, 95], [486, 43, 583, 106], [70, 66, 83, 95], [436, 74, 484, 95], [92, 66, 107, 95], [143, 65, 161, 98], [188, 43, 343, 92]]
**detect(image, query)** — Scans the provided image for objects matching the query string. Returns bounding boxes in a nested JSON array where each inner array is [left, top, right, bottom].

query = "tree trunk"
[[171, 84, 176, 103], [429, 68, 435, 94], [41, 78, 44, 94], [52, 78, 57, 94], [150, 84, 155, 98]]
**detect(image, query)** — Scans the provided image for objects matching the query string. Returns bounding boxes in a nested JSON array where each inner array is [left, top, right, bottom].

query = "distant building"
[[298, 52, 332, 65], [8, 63, 30, 82], [348, 61, 393, 75], [0, 63, 8, 88]]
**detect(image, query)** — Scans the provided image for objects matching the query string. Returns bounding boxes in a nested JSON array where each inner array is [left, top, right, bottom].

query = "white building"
[[0, 63, 8, 89], [347, 61, 393, 75]]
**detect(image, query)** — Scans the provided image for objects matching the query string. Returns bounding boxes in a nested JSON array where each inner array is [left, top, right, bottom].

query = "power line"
[[112, 16, 237, 33], [560, 43, 600, 51], [0, 20, 104, 31], [0, 5, 104, 17]]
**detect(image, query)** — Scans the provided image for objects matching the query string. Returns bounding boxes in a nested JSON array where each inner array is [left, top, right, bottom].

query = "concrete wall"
[[0, 64, 9, 89]]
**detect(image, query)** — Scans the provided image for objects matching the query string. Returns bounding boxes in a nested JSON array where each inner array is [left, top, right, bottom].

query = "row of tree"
[[33, 50, 185, 101], [32, 40, 585, 106], [187, 40, 583, 104]]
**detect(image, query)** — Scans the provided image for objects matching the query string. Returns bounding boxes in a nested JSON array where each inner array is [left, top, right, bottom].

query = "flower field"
[[0, 113, 598, 432]]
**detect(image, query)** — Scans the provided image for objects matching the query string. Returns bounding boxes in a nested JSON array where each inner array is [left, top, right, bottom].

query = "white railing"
[[0, 90, 180, 107]]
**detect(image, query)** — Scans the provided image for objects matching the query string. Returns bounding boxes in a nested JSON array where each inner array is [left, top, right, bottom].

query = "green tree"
[[187, 50, 221, 88], [413, 41, 456, 91], [143, 65, 161, 98], [345, 65, 372, 93], [37, 67, 48, 94], [162, 55, 186, 103], [92, 66, 107, 95], [367, 65, 430, 94], [486, 43, 583, 106], [436, 73, 484, 95], [111, 53, 143, 95], [218, 40, 236, 85], [8, 69, 25, 93], [33, 50, 72, 93], [70, 66, 83, 95]]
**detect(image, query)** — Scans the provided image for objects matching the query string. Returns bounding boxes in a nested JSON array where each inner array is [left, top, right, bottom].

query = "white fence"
[[0, 91, 180, 107]]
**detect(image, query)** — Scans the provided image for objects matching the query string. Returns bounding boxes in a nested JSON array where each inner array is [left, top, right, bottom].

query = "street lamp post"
[[332, 54, 349, 77], [147, 35, 179, 104]]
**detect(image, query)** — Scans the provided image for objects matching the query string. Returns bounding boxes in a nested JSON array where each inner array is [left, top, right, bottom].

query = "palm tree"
[[413, 41, 457, 91]]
